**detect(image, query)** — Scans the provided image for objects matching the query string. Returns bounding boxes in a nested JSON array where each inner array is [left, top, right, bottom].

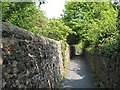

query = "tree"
[[62, 1, 118, 57], [2, 2, 48, 34], [41, 19, 74, 41], [117, 3, 120, 52]]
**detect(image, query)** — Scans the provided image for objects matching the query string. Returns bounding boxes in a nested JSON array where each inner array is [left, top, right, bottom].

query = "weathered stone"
[[2, 22, 70, 88], [85, 52, 120, 88]]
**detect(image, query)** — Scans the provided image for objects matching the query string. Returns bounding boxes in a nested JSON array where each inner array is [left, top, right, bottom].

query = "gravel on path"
[[0, 48, 2, 89], [62, 56, 96, 88]]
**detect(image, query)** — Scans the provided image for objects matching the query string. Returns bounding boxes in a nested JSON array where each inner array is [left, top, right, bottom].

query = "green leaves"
[[2, 1, 119, 58], [2, 2, 48, 35], [62, 1, 119, 58], [41, 19, 75, 41]]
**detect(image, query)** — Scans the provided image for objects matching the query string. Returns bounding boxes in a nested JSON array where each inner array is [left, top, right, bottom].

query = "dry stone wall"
[[65, 44, 70, 65], [85, 52, 120, 88], [2, 22, 65, 88]]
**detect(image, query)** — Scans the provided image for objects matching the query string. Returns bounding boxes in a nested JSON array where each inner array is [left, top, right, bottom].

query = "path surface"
[[62, 56, 95, 88], [0, 48, 2, 89]]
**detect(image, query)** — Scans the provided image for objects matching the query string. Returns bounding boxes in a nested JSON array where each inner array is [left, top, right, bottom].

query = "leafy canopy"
[[41, 19, 75, 41], [2, 2, 48, 34], [62, 1, 118, 58]]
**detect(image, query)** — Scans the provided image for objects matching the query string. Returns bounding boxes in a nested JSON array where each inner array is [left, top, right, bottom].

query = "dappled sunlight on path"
[[62, 56, 95, 88]]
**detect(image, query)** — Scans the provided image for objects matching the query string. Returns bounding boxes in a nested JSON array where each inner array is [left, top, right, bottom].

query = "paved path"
[[0, 48, 2, 89], [62, 56, 95, 88]]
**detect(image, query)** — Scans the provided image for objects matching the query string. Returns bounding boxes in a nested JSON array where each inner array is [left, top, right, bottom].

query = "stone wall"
[[2, 22, 66, 88], [65, 44, 70, 65], [85, 51, 120, 88]]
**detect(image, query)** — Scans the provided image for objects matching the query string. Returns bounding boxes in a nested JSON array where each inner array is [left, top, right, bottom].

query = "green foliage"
[[0, 3, 2, 20], [62, 2, 118, 58], [117, 5, 120, 52], [61, 41, 67, 68], [2, 2, 74, 42], [2, 2, 48, 34], [41, 19, 75, 41], [2, 1, 119, 60]]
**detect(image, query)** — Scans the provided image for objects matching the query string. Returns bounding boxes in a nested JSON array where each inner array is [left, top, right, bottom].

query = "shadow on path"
[[62, 55, 96, 88]]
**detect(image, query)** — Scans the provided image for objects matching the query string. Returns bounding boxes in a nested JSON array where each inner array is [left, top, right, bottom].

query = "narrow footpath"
[[0, 48, 2, 89], [62, 56, 96, 88]]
